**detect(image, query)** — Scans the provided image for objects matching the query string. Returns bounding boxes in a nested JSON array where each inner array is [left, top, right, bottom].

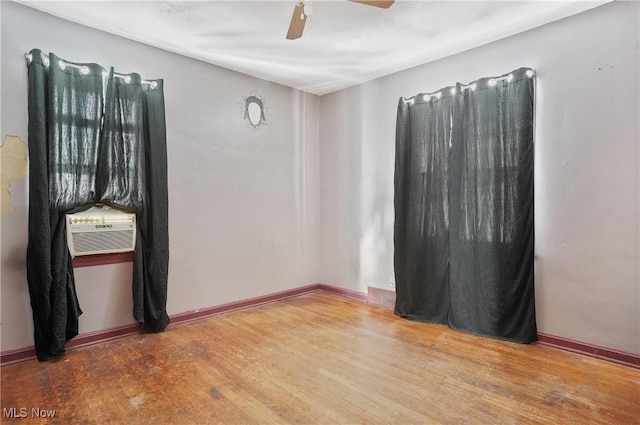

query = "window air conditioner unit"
[[66, 205, 136, 257]]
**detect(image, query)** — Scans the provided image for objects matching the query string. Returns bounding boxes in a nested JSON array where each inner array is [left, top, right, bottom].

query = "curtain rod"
[[24, 53, 157, 88], [403, 69, 535, 104]]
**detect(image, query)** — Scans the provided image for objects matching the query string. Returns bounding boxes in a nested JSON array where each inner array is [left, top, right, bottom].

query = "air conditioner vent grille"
[[71, 230, 135, 255]]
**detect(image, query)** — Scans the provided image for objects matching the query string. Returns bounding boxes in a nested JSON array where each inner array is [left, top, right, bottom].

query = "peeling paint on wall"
[[1, 135, 28, 215]]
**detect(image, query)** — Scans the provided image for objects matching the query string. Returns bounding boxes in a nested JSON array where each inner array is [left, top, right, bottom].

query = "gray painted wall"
[[319, 1, 639, 354], [0, 2, 319, 352]]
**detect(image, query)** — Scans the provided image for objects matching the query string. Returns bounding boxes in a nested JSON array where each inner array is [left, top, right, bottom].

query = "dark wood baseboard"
[[0, 322, 144, 366], [319, 284, 369, 303], [0, 347, 37, 365], [1, 284, 323, 366], [170, 284, 322, 325], [363, 286, 640, 369], [3, 284, 638, 369], [537, 332, 640, 368]]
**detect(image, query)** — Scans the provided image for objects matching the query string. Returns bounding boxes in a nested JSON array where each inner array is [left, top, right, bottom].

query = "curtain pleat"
[[26, 51, 104, 360], [26, 49, 169, 361], [133, 80, 170, 332], [97, 69, 145, 211], [394, 68, 536, 343], [394, 95, 452, 324], [448, 69, 536, 342], [100, 70, 170, 332]]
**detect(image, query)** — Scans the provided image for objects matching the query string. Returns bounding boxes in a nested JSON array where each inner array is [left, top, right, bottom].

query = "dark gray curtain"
[[394, 93, 453, 324], [100, 69, 170, 333], [394, 67, 536, 343], [26, 49, 169, 361]]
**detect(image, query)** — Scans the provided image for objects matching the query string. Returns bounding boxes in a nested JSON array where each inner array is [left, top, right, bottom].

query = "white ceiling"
[[18, 0, 609, 95]]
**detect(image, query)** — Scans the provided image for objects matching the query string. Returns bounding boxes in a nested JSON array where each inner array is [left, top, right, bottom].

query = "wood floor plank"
[[2, 292, 638, 424]]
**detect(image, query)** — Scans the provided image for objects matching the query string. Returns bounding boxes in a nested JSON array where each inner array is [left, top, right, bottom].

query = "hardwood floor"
[[2, 292, 638, 424]]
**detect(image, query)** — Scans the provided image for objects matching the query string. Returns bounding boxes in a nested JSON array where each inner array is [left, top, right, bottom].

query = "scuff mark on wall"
[[1, 135, 28, 215]]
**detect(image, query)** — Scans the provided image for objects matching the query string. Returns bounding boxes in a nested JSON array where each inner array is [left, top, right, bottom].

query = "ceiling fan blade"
[[286, 2, 307, 40], [348, 0, 395, 8]]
